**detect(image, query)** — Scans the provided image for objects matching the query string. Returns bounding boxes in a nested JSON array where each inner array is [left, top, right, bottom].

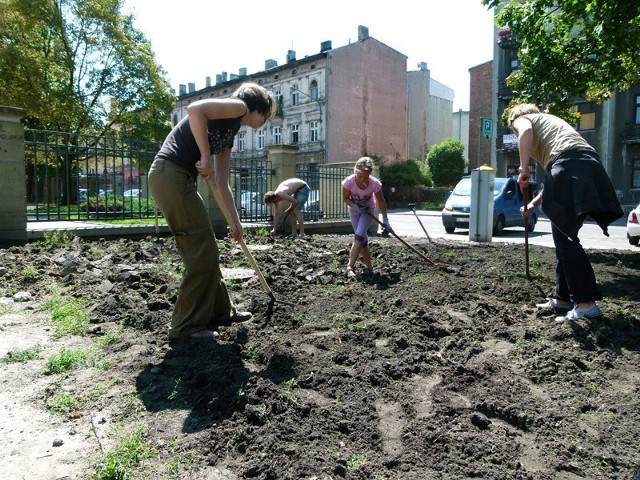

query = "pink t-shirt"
[[342, 174, 382, 208]]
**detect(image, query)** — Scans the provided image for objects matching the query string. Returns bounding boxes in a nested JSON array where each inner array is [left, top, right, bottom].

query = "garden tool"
[[364, 211, 436, 266], [408, 203, 432, 242], [204, 176, 294, 314], [153, 204, 164, 245]]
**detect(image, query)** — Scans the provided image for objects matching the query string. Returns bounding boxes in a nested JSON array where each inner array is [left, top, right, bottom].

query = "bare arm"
[[513, 116, 534, 191], [188, 98, 247, 178], [374, 190, 389, 218], [342, 187, 356, 208]]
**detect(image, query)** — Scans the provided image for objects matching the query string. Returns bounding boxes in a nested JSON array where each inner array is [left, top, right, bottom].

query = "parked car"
[[627, 203, 640, 245], [441, 176, 538, 235], [123, 188, 141, 198], [78, 188, 88, 201], [301, 189, 322, 221], [240, 191, 267, 217]]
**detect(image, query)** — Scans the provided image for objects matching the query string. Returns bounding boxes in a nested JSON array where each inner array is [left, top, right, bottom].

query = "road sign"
[[481, 117, 493, 140]]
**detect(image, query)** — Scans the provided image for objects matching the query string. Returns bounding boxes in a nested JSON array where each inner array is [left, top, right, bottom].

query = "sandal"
[[345, 266, 356, 278]]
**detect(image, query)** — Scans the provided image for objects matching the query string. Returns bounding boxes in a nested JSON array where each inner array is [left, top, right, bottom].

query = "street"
[[386, 209, 636, 252]]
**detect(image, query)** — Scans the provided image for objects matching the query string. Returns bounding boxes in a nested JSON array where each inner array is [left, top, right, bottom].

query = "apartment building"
[[173, 26, 454, 167]]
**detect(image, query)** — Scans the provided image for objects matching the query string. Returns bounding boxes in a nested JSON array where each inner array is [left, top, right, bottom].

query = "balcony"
[[622, 123, 640, 144]]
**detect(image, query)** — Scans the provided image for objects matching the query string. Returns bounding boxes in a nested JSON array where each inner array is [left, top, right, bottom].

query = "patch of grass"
[[41, 230, 75, 246], [45, 348, 88, 374], [43, 293, 89, 337], [93, 427, 156, 480], [347, 453, 367, 469], [20, 266, 40, 283], [93, 330, 124, 349], [47, 392, 84, 415], [242, 344, 260, 361], [167, 378, 182, 403], [0, 344, 42, 364], [290, 312, 316, 325]]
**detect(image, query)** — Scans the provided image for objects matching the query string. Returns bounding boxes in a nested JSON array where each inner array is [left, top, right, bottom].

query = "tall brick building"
[[468, 61, 493, 171]]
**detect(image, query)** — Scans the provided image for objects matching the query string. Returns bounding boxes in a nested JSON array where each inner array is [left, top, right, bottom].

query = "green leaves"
[[0, 0, 174, 140], [483, 0, 640, 113]]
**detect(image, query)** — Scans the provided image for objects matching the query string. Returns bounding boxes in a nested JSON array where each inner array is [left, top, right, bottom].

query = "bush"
[[426, 138, 466, 188], [380, 159, 433, 188]]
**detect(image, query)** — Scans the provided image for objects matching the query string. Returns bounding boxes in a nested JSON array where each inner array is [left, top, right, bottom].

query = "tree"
[[427, 138, 466, 188], [379, 159, 433, 188], [0, 0, 174, 141], [483, 0, 640, 118]]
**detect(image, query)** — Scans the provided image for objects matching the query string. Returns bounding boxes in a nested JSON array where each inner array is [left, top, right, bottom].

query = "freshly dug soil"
[[0, 234, 639, 480]]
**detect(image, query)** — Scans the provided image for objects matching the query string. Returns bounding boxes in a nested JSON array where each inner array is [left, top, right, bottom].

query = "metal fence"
[[25, 129, 159, 222], [24, 128, 351, 224]]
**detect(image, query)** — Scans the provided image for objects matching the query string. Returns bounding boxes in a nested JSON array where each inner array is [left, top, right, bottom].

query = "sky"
[[123, 0, 497, 112]]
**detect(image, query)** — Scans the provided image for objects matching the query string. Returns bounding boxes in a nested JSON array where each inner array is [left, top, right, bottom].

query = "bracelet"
[[518, 166, 528, 173]]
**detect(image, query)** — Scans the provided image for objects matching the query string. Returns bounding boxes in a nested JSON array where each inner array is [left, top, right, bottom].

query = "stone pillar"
[[267, 145, 298, 232], [0, 106, 27, 246]]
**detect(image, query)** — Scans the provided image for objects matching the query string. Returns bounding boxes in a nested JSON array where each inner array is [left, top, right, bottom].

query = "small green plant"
[[42, 230, 75, 246], [92, 427, 155, 480], [46, 348, 88, 374], [255, 403, 269, 423], [0, 344, 42, 364], [242, 344, 260, 361], [168, 378, 182, 402], [20, 266, 40, 283], [347, 453, 367, 469], [47, 392, 83, 415], [290, 312, 316, 325], [43, 294, 89, 337]]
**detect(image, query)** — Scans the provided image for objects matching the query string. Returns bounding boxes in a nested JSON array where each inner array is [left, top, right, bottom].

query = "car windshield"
[[493, 178, 507, 196], [451, 178, 472, 196]]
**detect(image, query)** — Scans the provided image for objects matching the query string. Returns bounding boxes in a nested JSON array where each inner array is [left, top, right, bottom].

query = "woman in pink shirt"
[[341, 157, 391, 277]]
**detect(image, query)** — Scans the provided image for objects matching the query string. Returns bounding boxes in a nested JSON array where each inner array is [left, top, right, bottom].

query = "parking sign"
[[481, 117, 493, 140]]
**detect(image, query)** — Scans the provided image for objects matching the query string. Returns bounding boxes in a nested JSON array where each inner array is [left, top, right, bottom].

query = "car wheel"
[[493, 215, 505, 236], [629, 233, 640, 246], [444, 226, 455, 234]]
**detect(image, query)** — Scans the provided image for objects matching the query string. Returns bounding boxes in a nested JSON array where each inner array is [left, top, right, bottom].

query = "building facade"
[[172, 26, 454, 168], [468, 60, 493, 171]]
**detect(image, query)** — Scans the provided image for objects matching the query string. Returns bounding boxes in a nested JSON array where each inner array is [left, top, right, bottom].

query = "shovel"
[[364, 211, 436, 266], [523, 186, 531, 280], [204, 176, 294, 314]]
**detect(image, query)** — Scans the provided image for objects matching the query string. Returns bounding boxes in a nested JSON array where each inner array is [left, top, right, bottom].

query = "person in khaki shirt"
[[508, 103, 622, 322], [263, 178, 310, 237]]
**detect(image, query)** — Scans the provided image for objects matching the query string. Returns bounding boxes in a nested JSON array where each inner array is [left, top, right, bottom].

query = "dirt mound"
[[1, 234, 639, 479]]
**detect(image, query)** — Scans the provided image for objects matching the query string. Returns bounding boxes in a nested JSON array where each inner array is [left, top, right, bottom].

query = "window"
[[291, 85, 299, 106], [257, 129, 265, 150], [291, 124, 299, 144], [309, 121, 319, 142], [635, 95, 640, 124], [633, 158, 640, 189], [274, 89, 282, 106], [310, 80, 318, 101], [578, 112, 596, 130], [238, 132, 245, 152], [272, 126, 281, 145]]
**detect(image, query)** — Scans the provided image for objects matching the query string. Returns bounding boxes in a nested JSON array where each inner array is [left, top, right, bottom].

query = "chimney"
[[170, 88, 176, 96], [286, 50, 296, 62], [216, 74, 222, 84], [265, 59, 277, 69], [221, 71, 228, 82], [179, 84, 186, 95], [230, 73, 238, 80], [320, 40, 332, 52], [188, 82, 195, 93], [239, 67, 247, 76], [358, 25, 369, 41], [205, 76, 212, 87], [418, 62, 428, 72]]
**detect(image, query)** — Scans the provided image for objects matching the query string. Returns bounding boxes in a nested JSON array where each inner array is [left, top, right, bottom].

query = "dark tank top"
[[156, 114, 243, 177]]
